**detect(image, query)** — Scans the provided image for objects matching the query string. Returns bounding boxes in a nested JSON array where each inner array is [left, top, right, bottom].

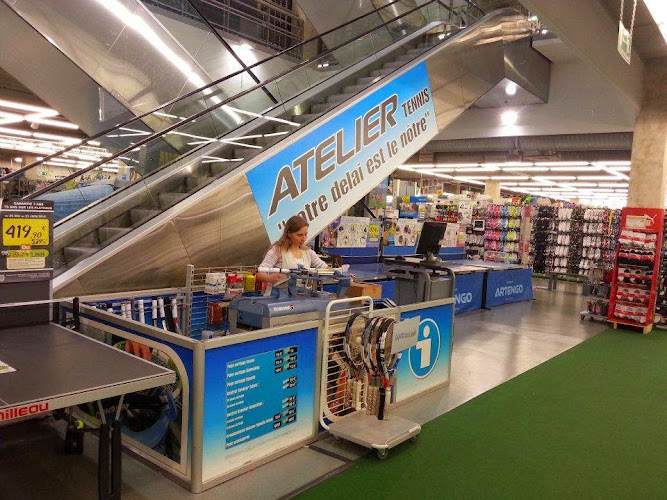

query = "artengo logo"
[[495, 284, 524, 297], [455, 292, 473, 304], [0, 402, 49, 421]]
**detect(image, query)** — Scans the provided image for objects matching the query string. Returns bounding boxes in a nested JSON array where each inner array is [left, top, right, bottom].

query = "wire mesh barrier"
[[319, 298, 402, 426], [184, 264, 261, 338]]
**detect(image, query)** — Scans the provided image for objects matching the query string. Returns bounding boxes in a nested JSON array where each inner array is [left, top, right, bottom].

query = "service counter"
[[70, 292, 454, 493]]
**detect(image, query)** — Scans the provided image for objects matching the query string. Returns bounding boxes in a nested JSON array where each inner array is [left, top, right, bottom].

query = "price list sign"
[[0, 199, 53, 282], [225, 345, 299, 449]]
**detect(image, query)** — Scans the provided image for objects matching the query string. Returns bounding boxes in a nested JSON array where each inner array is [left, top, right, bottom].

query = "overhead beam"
[[519, 0, 644, 112]]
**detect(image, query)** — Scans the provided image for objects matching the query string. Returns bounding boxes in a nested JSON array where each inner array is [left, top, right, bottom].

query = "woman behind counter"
[[256, 215, 328, 284]]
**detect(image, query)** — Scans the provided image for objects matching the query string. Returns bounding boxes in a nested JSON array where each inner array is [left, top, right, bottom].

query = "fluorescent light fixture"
[[456, 178, 486, 185], [576, 175, 620, 180], [482, 162, 533, 167], [597, 160, 631, 166], [32, 132, 81, 143], [595, 163, 630, 180], [569, 182, 598, 187], [432, 163, 481, 168], [438, 33, 446, 40], [609, 166, 631, 172], [483, 176, 530, 180], [0, 99, 58, 116], [505, 82, 517, 96], [537, 176, 577, 180], [452, 167, 501, 172], [13, 157, 22, 162], [451, 176, 490, 180], [501, 166, 550, 172], [534, 161, 590, 166], [0, 127, 32, 137], [28, 117, 79, 130], [223, 105, 300, 127], [397, 166, 414, 171], [500, 110, 518, 125], [547, 166, 600, 172]]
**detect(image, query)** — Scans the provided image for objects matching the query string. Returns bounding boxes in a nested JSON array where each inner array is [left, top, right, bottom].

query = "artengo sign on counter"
[[246, 62, 438, 242]]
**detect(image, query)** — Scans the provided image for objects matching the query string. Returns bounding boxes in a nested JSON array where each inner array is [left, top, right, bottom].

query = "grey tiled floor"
[[0, 279, 605, 499]]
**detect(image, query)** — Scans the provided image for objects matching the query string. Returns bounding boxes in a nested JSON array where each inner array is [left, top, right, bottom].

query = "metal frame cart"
[[319, 297, 421, 460]]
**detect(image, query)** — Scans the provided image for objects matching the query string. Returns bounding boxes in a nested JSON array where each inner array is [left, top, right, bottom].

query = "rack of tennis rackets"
[[320, 298, 402, 427]]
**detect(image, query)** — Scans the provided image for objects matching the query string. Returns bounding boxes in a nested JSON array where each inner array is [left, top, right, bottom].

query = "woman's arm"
[[308, 248, 329, 269]]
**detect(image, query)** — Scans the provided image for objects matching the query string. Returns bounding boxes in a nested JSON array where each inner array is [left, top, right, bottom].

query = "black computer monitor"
[[416, 221, 447, 262]]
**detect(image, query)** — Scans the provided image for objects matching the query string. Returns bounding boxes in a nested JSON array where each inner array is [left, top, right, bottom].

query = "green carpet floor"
[[300, 329, 667, 499]]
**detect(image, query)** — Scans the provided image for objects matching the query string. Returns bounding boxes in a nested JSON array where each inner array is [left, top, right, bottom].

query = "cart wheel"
[[376, 449, 388, 460], [410, 435, 418, 443]]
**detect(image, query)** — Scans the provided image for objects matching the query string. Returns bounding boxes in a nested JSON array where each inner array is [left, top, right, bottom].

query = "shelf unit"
[[483, 204, 522, 264], [607, 207, 664, 334]]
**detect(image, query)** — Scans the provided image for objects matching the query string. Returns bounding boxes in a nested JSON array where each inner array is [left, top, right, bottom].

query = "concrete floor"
[[0, 279, 605, 499]]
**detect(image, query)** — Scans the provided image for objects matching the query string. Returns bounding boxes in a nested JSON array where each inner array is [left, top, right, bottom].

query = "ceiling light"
[[534, 161, 590, 166], [500, 110, 518, 125], [27, 117, 79, 130], [505, 82, 517, 96], [569, 182, 598, 187], [0, 127, 32, 137], [537, 176, 577, 180], [456, 178, 486, 185], [547, 166, 600, 172], [452, 176, 490, 180], [541, 28, 548, 35], [483, 176, 530, 180], [501, 166, 550, 172], [0, 99, 58, 116], [482, 162, 533, 168], [13, 157, 22, 162], [422, 163, 481, 168], [454, 167, 501, 172], [594, 160, 631, 166], [438, 33, 446, 40], [576, 175, 619, 180], [32, 132, 81, 143]]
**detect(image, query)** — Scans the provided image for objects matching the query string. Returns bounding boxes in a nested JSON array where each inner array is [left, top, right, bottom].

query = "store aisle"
[[0, 280, 606, 500], [300, 326, 667, 499]]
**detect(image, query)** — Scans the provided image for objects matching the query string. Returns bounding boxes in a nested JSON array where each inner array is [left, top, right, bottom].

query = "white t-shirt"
[[259, 246, 327, 270]]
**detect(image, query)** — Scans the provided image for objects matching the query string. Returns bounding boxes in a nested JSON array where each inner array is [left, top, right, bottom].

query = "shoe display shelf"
[[608, 207, 664, 334]]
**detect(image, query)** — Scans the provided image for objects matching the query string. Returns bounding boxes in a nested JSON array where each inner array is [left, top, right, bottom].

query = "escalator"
[[0, 2, 549, 296]]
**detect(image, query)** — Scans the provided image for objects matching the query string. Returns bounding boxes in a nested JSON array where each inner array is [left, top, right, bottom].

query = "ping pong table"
[[0, 321, 175, 499]]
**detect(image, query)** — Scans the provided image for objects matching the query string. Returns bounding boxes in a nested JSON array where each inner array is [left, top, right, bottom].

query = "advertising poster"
[[337, 216, 370, 248], [394, 219, 421, 247], [202, 329, 317, 481], [245, 62, 438, 243], [367, 219, 381, 247], [396, 303, 453, 401]]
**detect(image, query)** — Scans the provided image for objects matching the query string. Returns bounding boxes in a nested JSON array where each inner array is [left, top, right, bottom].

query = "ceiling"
[[600, 0, 667, 60]]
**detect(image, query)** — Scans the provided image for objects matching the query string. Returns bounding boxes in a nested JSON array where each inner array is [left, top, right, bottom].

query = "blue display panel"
[[202, 328, 317, 481], [454, 272, 484, 314], [484, 268, 533, 307], [396, 303, 453, 401], [245, 62, 438, 243]]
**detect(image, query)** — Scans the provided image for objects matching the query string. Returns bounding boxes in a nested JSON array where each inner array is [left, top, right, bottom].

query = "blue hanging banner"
[[245, 62, 438, 243], [484, 268, 533, 307]]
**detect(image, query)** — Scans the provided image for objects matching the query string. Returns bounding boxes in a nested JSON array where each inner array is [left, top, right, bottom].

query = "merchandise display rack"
[[566, 207, 585, 274], [655, 213, 667, 328], [530, 206, 557, 273], [580, 266, 611, 321], [607, 207, 664, 334], [483, 204, 522, 264], [465, 206, 486, 260]]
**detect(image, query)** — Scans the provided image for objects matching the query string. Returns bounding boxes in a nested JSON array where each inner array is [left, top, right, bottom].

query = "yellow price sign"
[[2, 218, 49, 247], [368, 224, 380, 240]]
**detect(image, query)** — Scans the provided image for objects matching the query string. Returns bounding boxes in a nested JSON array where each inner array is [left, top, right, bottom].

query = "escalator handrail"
[[0, 0, 432, 185], [26, 0, 461, 201]]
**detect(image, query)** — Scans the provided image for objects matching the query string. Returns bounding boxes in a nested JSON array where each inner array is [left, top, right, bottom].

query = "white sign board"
[[617, 21, 632, 64], [391, 316, 420, 354]]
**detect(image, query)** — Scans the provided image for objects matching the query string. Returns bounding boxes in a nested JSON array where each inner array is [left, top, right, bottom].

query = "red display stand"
[[607, 207, 665, 334]]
